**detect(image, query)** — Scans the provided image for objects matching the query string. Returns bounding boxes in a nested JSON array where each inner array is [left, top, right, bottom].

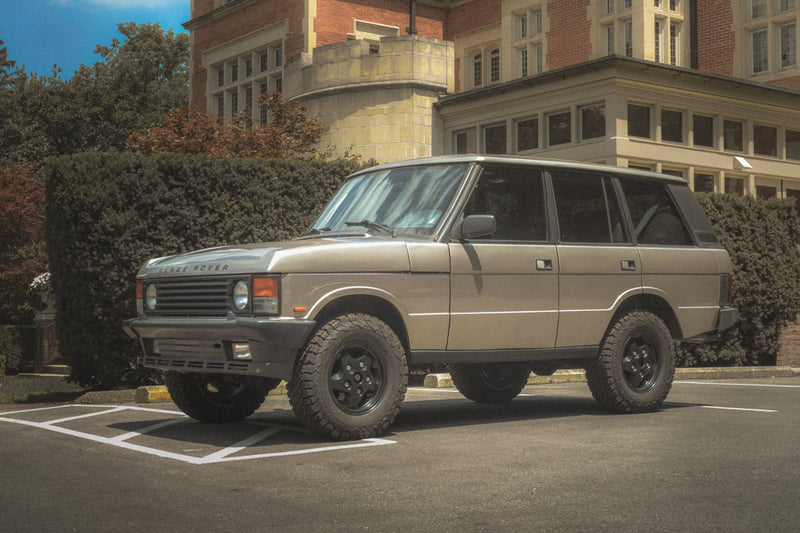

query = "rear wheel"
[[165, 372, 279, 422], [288, 313, 408, 441], [585, 310, 675, 413], [450, 362, 530, 403]]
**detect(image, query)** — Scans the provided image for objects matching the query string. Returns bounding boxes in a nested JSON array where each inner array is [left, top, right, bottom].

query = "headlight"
[[145, 284, 158, 311], [233, 280, 249, 311]]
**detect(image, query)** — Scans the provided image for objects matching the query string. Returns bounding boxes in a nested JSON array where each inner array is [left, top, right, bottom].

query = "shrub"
[[0, 325, 23, 375], [677, 193, 800, 366], [44, 152, 365, 389]]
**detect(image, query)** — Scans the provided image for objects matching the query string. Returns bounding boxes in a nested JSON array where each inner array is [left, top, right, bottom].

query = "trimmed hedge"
[[677, 193, 800, 366], [44, 152, 364, 389]]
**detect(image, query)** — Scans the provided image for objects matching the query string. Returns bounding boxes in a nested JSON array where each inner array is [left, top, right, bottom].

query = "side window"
[[619, 178, 693, 245], [463, 165, 547, 241], [551, 171, 627, 244]]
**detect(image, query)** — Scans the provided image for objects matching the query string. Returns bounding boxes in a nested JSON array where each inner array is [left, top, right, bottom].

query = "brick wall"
[[445, 0, 501, 41], [546, 0, 592, 69], [696, 0, 735, 76], [777, 318, 800, 367], [315, 0, 447, 46]]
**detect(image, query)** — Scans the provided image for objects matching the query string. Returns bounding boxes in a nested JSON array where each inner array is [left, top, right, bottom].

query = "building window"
[[786, 129, 800, 159], [581, 104, 606, 140], [751, 0, 767, 19], [693, 114, 715, 147], [490, 49, 500, 83], [757, 184, 777, 198], [519, 48, 528, 77], [624, 20, 633, 56], [245, 58, 252, 78], [517, 118, 539, 151], [655, 0, 662, 8], [274, 46, 283, 68], [780, 0, 796, 12], [723, 119, 743, 151], [260, 52, 268, 72], [548, 111, 572, 146], [753, 124, 777, 156], [217, 68, 224, 87], [514, 7, 544, 80], [231, 62, 238, 82], [624, 0, 632, 7], [628, 104, 651, 138], [230, 90, 238, 115], [606, 0, 615, 14], [259, 82, 269, 125], [217, 94, 224, 116], [752, 30, 769, 73], [781, 24, 797, 68], [473, 53, 483, 87], [669, 23, 679, 65], [669, 0, 677, 11], [694, 173, 715, 193], [455, 129, 477, 154], [654, 20, 662, 62], [661, 109, 683, 143], [725, 176, 744, 195], [518, 13, 528, 40], [484, 124, 507, 154], [533, 45, 543, 74], [606, 24, 615, 55]]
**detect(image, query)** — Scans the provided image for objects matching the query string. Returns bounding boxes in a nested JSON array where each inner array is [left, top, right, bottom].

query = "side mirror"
[[452, 215, 496, 240]]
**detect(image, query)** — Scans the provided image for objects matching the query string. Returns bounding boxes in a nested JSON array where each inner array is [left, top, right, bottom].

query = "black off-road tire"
[[287, 313, 408, 441], [585, 310, 675, 413], [164, 372, 278, 422], [450, 362, 530, 403]]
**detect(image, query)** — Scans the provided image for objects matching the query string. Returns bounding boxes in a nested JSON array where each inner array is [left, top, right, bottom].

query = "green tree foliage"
[[44, 152, 365, 389], [0, 162, 47, 324], [677, 193, 800, 366], [0, 23, 188, 164], [128, 92, 331, 159]]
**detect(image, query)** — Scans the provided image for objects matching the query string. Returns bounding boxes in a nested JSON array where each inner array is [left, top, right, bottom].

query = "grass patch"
[[0, 375, 87, 404]]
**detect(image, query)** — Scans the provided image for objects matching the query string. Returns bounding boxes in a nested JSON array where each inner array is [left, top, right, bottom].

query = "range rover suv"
[[124, 155, 738, 440]]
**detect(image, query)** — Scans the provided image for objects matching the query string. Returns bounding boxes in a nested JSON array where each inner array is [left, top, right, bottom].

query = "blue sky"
[[1, 0, 190, 77]]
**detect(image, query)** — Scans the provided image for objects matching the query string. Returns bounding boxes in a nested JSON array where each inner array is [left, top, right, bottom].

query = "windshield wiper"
[[306, 227, 331, 236], [345, 220, 396, 237]]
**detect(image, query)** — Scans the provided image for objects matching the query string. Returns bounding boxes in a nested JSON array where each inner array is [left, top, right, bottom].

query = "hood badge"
[[151, 263, 230, 274]]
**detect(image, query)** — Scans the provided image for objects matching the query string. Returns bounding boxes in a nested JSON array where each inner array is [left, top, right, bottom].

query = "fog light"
[[232, 343, 252, 361], [152, 340, 160, 355]]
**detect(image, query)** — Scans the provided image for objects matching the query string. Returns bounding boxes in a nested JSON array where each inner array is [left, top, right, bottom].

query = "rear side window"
[[464, 165, 547, 241], [619, 178, 694, 246], [551, 171, 628, 244]]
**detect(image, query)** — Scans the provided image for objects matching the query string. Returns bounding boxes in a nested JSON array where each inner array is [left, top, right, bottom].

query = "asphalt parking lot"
[[2, 377, 799, 532]]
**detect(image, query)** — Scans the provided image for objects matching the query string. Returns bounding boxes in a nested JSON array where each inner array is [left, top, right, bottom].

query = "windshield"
[[308, 163, 469, 237]]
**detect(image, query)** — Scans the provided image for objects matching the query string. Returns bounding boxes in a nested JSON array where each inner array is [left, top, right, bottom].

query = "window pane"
[[781, 24, 796, 68], [693, 115, 714, 147], [756, 185, 777, 199], [456, 129, 476, 154], [517, 118, 539, 151], [628, 104, 651, 138], [753, 30, 768, 73], [490, 49, 500, 83], [552, 172, 625, 243], [694, 173, 715, 193], [723, 120, 743, 151], [473, 54, 482, 86], [464, 165, 547, 241], [661, 109, 683, 143], [787, 129, 800, 160], [620, 178, 693, 245], [484, 124, 507, 154], [725, 177, 744, 195], [548, 111, 572, 145], [624, 21, 633, 56], [754, 124, 777, 156], [752, 0, 767, 18], [581, 105, 606, 140]]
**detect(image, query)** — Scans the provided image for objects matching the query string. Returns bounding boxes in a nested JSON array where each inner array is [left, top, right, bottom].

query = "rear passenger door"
[[448, 164, 558, 350], [551, 170, 642, 348]]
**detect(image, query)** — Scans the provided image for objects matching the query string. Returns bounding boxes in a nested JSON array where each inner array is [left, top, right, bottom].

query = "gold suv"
[[124, 156, 738, 440]]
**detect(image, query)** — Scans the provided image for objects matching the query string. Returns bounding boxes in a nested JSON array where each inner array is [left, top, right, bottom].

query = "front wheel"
[[585, 310, 675, 413], [164, 372, 279, 422], [450, 362, 530, 403], [288, 313, 408, 441]]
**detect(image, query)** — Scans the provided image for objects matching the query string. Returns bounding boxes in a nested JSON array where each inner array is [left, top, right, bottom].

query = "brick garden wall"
[[777, 318, 800, 367]]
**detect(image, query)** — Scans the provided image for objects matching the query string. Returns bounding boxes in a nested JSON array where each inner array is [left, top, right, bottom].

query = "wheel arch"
[[309, 294, 411, 353], [610, 293, 682, 340]]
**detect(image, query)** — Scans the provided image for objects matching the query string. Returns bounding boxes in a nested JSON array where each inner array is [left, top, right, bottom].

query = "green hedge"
[[44, 152, 364, 389], [677, 193, 800, 367], [0, 325, 36, 375]]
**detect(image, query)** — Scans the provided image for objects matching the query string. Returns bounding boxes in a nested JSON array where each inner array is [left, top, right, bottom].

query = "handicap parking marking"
[[0, 404, 395, 465]]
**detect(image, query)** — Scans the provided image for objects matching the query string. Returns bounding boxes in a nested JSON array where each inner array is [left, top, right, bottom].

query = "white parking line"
[[0, 404, 395, 465], [676, 381, 800, 388], [700, 406, 778, 413]]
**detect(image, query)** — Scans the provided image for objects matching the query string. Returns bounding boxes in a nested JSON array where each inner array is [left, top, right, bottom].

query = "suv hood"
[[138, 237, 413, 278]]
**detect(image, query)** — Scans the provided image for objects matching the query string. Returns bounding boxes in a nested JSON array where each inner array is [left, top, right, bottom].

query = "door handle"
[[621, 259, 637, 271], [536, 259, 553, 271]]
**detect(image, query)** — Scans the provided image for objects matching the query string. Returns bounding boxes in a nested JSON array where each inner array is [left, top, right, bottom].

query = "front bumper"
[[123, 316, 316, 381]]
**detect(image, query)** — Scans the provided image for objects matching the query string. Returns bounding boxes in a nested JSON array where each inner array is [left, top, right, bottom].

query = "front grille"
[[146, 277, 245, 317]]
